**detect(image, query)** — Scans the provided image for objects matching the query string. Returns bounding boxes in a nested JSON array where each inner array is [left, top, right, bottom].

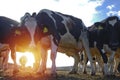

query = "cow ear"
[[15, 30, 21, 35], [43, 27, 48, 33]]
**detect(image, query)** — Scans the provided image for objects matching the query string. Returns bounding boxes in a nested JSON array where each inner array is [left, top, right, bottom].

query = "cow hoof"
[[69, 71, 77, 74]]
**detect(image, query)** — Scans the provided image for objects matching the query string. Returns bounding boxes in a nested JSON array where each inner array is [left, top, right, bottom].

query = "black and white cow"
[[0, 16, 41, 73], [0, 16, 19, 70], [22, 9, 95, 76], [88, 16, 120, 75]]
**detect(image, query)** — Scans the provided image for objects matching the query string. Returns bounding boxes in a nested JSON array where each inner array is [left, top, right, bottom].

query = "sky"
[[1, 0, 120, 67]]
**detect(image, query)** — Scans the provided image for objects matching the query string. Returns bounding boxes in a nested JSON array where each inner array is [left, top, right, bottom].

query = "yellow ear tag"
[[98, 26, 103, 30], [43, 27, 48, 33], [15, 30, 21, 35]]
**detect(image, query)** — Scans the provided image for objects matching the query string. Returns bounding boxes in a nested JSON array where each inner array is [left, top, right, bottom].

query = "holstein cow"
[[0, 16, 19, 72], [22, 9, 95, 76], [88, 16, 120, 75], [0, 16, 41, 73]]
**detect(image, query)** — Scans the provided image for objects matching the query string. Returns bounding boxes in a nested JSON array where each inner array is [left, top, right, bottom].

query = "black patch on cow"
[[68, 16, 84, 42], [51, 12, 67, 36], [0, 16, 19, 43]]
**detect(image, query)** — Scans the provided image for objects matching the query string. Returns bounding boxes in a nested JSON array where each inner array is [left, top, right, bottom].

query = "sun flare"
[[8, 51, 35, 68]]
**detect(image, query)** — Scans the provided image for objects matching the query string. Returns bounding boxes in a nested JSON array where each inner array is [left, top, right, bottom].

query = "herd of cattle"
[[0, 9, 120, 76]]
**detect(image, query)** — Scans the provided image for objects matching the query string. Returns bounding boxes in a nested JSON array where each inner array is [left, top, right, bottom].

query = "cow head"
[[17, 12, 38, 51], [105, 16, 120, 50]]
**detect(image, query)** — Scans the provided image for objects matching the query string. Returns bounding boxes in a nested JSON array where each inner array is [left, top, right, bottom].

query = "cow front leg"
[[11, 50, 19, 74], [50, 36, 58, 76], [37, 47, 47, 74], [108, 51, 115, 75], [33, 48, 41, 71]]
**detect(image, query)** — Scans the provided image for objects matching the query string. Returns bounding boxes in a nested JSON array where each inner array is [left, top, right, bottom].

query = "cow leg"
[[96, 56, 104, 73], [0, 57, 3, 70], [3, 51, 9, 70], [69, 53, 79, 74], [33, 47, 41, 71], [50, 37, 57, 76], [80, 32, 95, 75], [108, 51, 115, 75], [10, 49, 19, 74], [82, 52, 88, 74], [37, 47, 47, 74], [97, 46, 109, 75], [113, 57, 119, 74]]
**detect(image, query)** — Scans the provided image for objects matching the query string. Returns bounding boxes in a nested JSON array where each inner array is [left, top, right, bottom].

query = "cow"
[[0, 16, 41, 73], [21, 9, 95, 76], [0, 16, 19, 72], [87, 16, 120, 75]]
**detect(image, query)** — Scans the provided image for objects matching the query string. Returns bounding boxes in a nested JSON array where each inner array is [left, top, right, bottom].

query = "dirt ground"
[[1, 70, 120, 80], [1, 64, 120, 80]]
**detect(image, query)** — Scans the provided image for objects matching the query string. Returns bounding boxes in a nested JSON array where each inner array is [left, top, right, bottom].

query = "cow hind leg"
[[69, 53, 80, 74], [80, 33, 95, 75], [50, 42, 58, 76]]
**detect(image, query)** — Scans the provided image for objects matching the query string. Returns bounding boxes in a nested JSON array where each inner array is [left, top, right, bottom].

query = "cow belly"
[[58, 46, 79, 57], [58, 33, 81, 56]]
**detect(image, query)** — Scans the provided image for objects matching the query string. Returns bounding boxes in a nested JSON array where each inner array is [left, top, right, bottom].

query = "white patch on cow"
[[55, 12, 80, 50], [108, 19, 117, 26], [55, 12, 70, 32], [25, 17, 37, 47]]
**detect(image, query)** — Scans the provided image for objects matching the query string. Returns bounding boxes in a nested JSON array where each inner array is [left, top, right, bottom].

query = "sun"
[[8, 51, 35, 68], [17, 52, 35, 67]]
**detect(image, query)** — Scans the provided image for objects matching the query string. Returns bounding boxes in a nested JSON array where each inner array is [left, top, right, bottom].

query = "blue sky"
[[1, 0, 120, 67], [93, 0, 120, 22]]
